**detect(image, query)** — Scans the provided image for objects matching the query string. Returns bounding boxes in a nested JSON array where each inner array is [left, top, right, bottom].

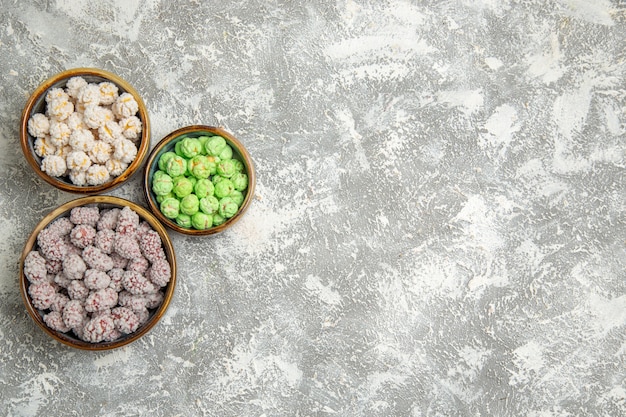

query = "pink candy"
[[23, 205, 172, 344]]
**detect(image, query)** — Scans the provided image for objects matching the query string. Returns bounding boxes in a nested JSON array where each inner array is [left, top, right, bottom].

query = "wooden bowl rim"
[[19, 68, 151, 195], [143, 125, 256, 236], [19, 195, 177, 350]]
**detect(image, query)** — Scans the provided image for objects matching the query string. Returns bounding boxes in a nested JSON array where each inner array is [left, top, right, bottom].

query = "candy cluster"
[[27, 77, 142, 186], [23, 205, 171, 343], [151, 135, 249, 230]]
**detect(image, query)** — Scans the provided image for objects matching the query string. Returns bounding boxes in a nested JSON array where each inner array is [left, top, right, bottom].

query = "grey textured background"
[[1, 1, 625, 416]]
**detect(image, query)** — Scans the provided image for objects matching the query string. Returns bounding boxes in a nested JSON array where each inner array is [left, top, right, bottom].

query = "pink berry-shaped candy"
[[94, 229, 115, 254], [111, 306, 140, 334], [62, 300, 87, 328], [84, 287, 118, 312], [67, 280, 89, 301], [139, 230, 166, 262], [70, 206, 100, 227], [28, 282, 57, 310], [116, 206, 139, 237], [113, 234, 142, 259], [63, 253, 87, 280], [49, 292, 70, 312], [97, 208, 120, 231], [23, 251, 49, 284], [44, 311, 71, 332], [84, 269, 112, 290], [70, 224, 97, 248], [127, 256, 149, 274], [122, 270, 157, 295], [37, 228, 68, 261], [82, 314, 115, 343], [147, 258, 171, 287], [47, 217, 74, 236], [82, 245, 114, 271]]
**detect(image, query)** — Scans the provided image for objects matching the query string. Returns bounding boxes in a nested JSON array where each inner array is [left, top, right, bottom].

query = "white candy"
[[47, 97, 74, 121], [112, 138, 137, 164], [77, 84, 101, 107], [34, 136, 57, 157], [69, 129, 95, 152], [45, 88, 69, 103], [112, 93, 139, 119], [69, 170, 87, 186], [86, 165, 111, 186], [66, 151, 92, 172], [66, 112, 86, 132], [49, 121, 71, 147], [119, 116, 142, 140], [41, 155, 67, 177], [82, 105, 112, 129], [98, 82, 119, 105], [88, 141, 112, 164], [105, 159, 128, 177], [98, 120, 124, 144], [65, 77, 88, 98], [28, 113, 50, 138]]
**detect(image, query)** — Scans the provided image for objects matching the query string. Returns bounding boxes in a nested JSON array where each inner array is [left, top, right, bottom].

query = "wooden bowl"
[[19, 196, 176, 350], [20, 68, 150, 194], [143, 125, 256, 236]]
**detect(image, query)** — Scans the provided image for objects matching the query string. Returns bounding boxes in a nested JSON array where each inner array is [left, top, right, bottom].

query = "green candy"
[[231, 159, 244, 172], [214, 178, 234, 198], [231, 172, 248, 191], [212, 174, 226, 185], [174, 140, 185, 156], [218, 197, 239, 218], [212, 213, 225, 226], [156, 191, 176, 204], [180, 194, 200, 216], [175, 213, 192, 228], [190, 155, 211, 179], [205, 136, 226, 156], [230, 189, 244, 206], [191, 212, 213, 230], [172, 176, 193, 198], [218, 144, 233, 160], [216, 159, 237, 178], [197, 136, 210, 154], [160, 198, 180, 219], [194, 179, 214, 198], [166, 155, 187, 177], [158, 152, 177, 172], [152, 172, 174, 196], [180, 137, 203, 158], [199, 195, 219, 214]]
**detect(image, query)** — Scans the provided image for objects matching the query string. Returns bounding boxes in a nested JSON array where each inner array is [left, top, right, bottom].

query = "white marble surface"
[[1, 1, 625, 416]]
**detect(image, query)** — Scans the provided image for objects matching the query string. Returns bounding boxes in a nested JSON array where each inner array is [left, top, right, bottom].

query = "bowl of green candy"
[[143, 125, 255, 235]]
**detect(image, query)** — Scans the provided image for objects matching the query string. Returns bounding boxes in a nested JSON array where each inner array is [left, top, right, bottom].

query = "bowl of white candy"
[[20, 68, 151, 194]]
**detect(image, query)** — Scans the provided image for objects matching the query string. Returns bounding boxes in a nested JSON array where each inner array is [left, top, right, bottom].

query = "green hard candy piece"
[[175, 213, 192, 228], [218, 197, 239, 218], [199, 195, 219, 214], [180, 194, 200, 216], [158, 152, 177, 172], [160, 197, 180, 219], [214, 178, 234, 198], [205, 136, 226, 156], [231, 172, 248, 191], [194, 178, 214, 199], [172, 176, 193, 198], [191, 212, 213, 230]]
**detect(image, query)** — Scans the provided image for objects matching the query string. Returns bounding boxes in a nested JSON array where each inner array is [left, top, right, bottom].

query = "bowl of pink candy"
[[19, 196, 176, 350]]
